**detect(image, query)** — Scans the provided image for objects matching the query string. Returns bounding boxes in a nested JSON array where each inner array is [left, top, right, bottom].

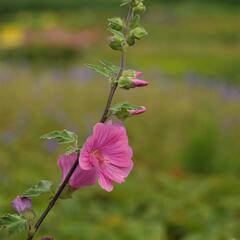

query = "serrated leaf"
[[100, 60, 120, 75], [22, 180, 52, 197], [65, 145, 79, 155], [0, 214, 26, 235], [85, 63, 110, 77], [86, 61, 119, 78], [41, 129, 78, 144]]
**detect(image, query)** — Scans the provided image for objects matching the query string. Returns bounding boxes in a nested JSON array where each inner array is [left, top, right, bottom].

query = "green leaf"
[[0, 214, 26, 234], [22, 180, 52, 197], [40, 129, 78, 144], [65, 145, 79, 155], [86, 60, 119, 78], [85, 63, 110, 77], [100, 60, 120, 74]]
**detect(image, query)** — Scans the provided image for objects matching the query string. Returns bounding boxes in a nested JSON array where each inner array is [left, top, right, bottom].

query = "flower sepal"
[[133, 2, 146, 14], [108, 17, 125, 31], [130, 27, 148, 40], [59, 184, 74, 200], [109, 36, 126, 51]]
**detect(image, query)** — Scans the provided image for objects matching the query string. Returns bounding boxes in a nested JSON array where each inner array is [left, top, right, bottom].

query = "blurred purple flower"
[[43, 140, 58, 153], [11, 196, 32, 214], [68, 66, 94, 82], [0, 131, 16, 145]]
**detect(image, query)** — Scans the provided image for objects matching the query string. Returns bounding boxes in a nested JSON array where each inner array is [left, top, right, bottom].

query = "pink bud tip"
[[41, 237, 54, 240], [135, 71, 142, 77], [11, 196, 32, 214], [131, 78, 149, 88], [128, 106, 146, 115]]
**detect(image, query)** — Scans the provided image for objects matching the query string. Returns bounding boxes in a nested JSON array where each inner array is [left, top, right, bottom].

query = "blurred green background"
[[0, 0, 240, 239]]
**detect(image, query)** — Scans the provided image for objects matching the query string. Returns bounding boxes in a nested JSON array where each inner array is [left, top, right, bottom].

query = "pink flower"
[[11, 196, 32, 214], [128, 106, 146, 115], [79, 122, 133, 192], [58, 153, 96, 190], [131, 78, 148, 87]]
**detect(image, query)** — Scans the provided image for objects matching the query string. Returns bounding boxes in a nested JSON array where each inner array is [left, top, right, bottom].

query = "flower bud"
[[109, 36, 125, 51], [135, 71, 142, 77], [130, 27, 148, 40], [108, 17, 124, 31], [123, 69, 142, 78], [41, 237, 54, 240], [133, 2, 146, 14], [11, 196, 32, 214], [128, 106, 146, 115], [131, 78, 149, 87], [118, 76, 148, 89], [131, 0, 142, 7], [127, 35, 136, 46], [118, 76, 132, 89]]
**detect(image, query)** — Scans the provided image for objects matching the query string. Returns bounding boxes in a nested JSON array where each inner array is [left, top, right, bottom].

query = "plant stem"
[[27, 5, 133, 240]]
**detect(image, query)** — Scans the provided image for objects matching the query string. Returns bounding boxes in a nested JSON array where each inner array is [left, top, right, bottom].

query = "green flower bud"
[[130, 27, 148, 40], [118, 76, 132, 89], [109, 36, 125, 51], [122, 70, 136, 77], [133, 2, 146, 14], [131, 0, 142, 7], [127, 34, 136, 46], [108, 17, 124, 31]]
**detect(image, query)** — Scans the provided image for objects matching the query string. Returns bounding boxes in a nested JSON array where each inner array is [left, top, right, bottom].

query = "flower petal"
[[98, 174, 113, 192], [71, 168, 97, 189]]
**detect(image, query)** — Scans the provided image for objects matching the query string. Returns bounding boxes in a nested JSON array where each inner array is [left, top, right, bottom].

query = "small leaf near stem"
[[22, 180, 52, 198], [0, 214, 26, 235], [40, 130, 78, 145]]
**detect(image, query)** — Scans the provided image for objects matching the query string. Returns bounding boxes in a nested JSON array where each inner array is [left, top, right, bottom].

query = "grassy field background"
[[0, 0, 240, 239]]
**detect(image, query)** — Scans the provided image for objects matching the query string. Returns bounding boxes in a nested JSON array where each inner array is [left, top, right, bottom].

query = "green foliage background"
[[0, 0, 240, 239]]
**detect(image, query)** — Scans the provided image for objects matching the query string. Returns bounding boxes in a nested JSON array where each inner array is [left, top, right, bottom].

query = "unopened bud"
[[118, 76, 148, 89], [133, 2, 146, 14], [128, 106, 146, 115], [130, 27, 148, 40], [135, 71, 142, 77], [122, 70, 142, 78], [11, 196, 32, 214], [131, 78, 148, 87], [109, 36, 125, 51], [108, 17, 124, 31], [127, 35, 136, 46], [131, 0, 142, 7]]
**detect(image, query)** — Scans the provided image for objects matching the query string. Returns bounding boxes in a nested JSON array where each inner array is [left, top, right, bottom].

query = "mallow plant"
[[0, 0, 148, 239]]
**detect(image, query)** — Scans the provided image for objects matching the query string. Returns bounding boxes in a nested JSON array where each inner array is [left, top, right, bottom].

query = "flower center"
[[92, 149, 106, 165]]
